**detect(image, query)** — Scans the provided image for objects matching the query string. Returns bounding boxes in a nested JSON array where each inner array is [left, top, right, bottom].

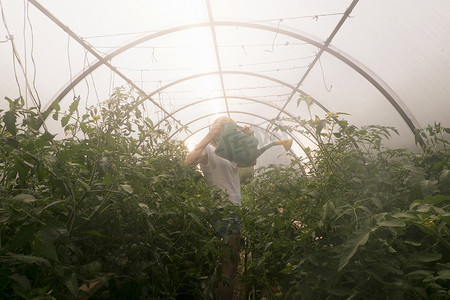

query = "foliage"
[[241, 104, 450, 299], [0, 90, 229, 299], [2, 90, 449, 300]]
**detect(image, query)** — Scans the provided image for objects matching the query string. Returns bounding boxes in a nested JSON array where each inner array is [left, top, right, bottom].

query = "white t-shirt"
[[200, 145, 241, 206]]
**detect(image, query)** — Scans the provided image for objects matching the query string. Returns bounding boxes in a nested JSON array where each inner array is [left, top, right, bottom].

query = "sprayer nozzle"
[[275, 138, 293, 151]]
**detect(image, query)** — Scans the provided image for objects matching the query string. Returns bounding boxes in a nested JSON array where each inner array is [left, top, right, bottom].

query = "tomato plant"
[[1, 92, 449, 299], [241, 108, 450, 299], [0, 91, 230, 299]]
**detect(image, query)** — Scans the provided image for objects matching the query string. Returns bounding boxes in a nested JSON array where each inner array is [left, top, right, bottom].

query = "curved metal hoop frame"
[[29, 0, 422, 145], [154, 96, 297, 128], [129, 70, 329, 115]]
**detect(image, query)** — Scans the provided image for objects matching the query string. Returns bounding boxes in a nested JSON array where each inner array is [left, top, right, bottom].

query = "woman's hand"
[[241, 125, 254, 135], [208, 122, 224, 139]]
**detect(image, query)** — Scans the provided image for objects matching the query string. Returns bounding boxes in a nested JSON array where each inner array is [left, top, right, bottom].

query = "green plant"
[[2, 91, 449, 299], [241, 106, 450, 299], [0, 90, 230, 299]]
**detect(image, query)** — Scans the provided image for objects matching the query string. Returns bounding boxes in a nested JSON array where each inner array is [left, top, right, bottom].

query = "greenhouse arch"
[[154, 96, 298, 127], [30, 0, 420, 143]]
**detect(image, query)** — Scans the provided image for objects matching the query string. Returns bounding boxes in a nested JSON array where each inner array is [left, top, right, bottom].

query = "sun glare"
[[209, 99, 227, 117], [171, 0, 208, 24], [185, 139, 196, 152]]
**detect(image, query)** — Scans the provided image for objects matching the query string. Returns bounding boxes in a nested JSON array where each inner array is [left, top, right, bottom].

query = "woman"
[[185, 116, 253, 299]]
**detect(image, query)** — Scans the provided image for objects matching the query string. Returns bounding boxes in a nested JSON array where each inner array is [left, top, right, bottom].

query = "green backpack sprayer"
[[215, 122, 293, 167]]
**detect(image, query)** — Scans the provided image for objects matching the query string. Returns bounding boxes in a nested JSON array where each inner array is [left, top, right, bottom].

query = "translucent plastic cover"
[[1, 0, 449, 162]]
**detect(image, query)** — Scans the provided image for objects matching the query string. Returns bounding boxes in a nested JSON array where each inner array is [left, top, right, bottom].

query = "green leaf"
[[424, 194, 450, 204], [436, 269, 450, 280], [338, 227, 374, 271], [188, 212, 202, 226], [10, 223, 38, 250], [414, 251, 442, 263], [80, 122, 88, 133], [85, 230, 108, 238], [4, 110, 17, 135], [106, 134, 117, 146], [392, 212, 415, 219], [38, 200, 67, 215], [279, 264, 293, 274], [13, 194, 37, 203], [33, 231, 59, 261], [264, 241, 273, 251], [69, 96, 80, 114], [409, 202, 420, 210], [405, 270, 433, 280], [316, 120, 325, 135], [138, 203, 154, 216], [23, 116, 38, 130], [377, 218, 406, 227], [61, 115, 70, 127], [78, 179, 91, 192], [39, 131, 56, 144], [135, 108, 142, 119], [51, 101, 60, 111], [371, 197, 383, 209], [120, 184, 133, 194], [439, 213, 450, 225], [7, 252, 51, 267], [416, 204, 432, 213], [82, 261, 102, 277], [404, 240, 422, 246], [40, 219, 68, 240], [103, 173, 111, 185], [408, 184, 423, 201], [439, 169, 450, 192], [420, 180, 437, 197], [9, 273, 31, 291], [6, 135, 19, 149], [64, 273, 78, 297]]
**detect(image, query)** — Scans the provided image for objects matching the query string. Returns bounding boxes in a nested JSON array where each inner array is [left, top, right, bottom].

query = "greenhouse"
[[1, 0, 449, 299]]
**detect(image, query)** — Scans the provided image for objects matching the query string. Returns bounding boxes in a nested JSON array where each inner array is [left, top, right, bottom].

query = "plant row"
[[1, 90, 231, 299], [240, 98, 450, 299]]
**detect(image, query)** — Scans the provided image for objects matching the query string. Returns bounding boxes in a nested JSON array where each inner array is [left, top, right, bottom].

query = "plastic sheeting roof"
[[1, 0, 450, 164]]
